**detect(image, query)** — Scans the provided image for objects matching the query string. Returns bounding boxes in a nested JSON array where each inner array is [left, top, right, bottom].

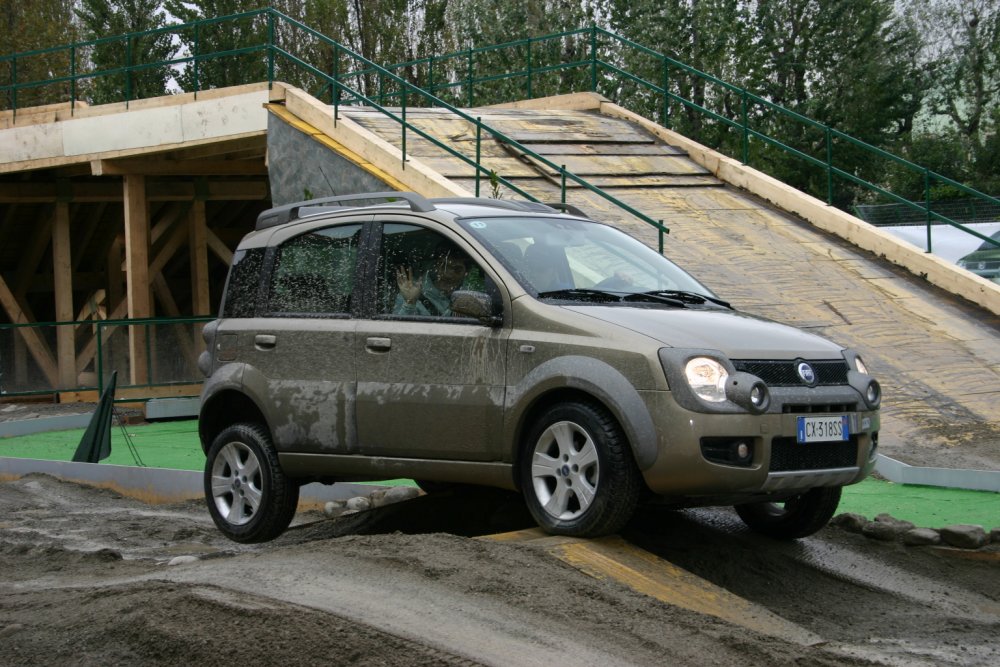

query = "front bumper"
[[638, 390, 879, 498]]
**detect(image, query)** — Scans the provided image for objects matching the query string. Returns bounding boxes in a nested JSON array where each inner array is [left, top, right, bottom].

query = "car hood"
[[565, 306, 844, 359]]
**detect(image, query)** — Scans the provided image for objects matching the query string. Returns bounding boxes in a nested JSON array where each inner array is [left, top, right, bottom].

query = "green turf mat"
[[839, 478, 999, 529], [0, 419, 416, 486], [2, 421, 996, 525]]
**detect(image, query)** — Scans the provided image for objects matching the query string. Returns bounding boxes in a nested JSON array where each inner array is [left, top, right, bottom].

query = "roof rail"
[[255, 192, 434, 230], [544, 202, 591, 219], [429, 198, 559, 213]]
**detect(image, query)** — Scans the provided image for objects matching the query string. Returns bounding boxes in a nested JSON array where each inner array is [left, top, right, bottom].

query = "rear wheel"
[[735, 486, 842, 539], [520, 400, 641, 537], [204, 423, 299, 543]]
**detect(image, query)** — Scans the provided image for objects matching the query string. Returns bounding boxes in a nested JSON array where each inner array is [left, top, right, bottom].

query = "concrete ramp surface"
[[267, 91, 1000, 471]]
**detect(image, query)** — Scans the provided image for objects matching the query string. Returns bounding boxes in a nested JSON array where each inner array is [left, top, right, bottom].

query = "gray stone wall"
[[267, 113, 391, 206]]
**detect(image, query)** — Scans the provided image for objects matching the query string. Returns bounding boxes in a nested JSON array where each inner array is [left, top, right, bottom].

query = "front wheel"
[[204, 423, 299, 543], [520, 401, 641, 537], [735, 486, 843, 539]]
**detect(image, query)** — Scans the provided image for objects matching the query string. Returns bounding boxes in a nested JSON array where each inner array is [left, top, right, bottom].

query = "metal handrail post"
[[925, 169, 933, 253], [467, 47, 474, 107], [70, 46, 76, 115], [125, 38, 132, 108], [193, 23, 200, 97], [96, 321, 104, 391], [825, 127, 834, 205], [662, 58, 670, 128], [561, 166, 567, 204], [401, 86, 407, 167], [267, 12, 275, 89], [590, 26, 597, 92], [741, 88, 749, 164], [526, 39, 533, 99], [659, 221, 665, 254], [475, 117, 482, 196]]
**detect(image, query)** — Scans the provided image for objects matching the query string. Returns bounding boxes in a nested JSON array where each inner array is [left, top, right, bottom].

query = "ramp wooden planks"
[[336, 103, 1000, 470], [483, 528, 823, 646]]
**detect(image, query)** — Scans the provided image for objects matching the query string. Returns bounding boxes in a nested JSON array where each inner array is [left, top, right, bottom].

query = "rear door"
[[241, 219, 368, 454]]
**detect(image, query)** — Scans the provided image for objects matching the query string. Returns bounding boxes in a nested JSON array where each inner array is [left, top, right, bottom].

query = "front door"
[[354, 221, 507, 461]]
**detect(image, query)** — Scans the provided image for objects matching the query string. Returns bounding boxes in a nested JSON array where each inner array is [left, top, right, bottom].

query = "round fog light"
[[736, 442, 750, 460], [866, 379, 881, 406]]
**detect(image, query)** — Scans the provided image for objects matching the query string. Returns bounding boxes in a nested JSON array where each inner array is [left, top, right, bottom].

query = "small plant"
[[303, 187, 314, 200], [489, 169, 503, 199]]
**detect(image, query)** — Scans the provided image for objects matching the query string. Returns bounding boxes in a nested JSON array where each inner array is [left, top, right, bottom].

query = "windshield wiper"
[[535, 288, 622, 302], [637, 290, 732, 309]]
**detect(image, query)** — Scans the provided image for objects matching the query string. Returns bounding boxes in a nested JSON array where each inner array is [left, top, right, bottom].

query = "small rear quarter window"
[[221, 248, 266, 318]]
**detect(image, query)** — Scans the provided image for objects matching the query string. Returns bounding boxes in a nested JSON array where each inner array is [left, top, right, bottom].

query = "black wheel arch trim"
[[506, 355, 658, 470]]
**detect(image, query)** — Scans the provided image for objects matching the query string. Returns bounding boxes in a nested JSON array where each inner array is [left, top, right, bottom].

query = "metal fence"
[[0, 317, 212, 398]]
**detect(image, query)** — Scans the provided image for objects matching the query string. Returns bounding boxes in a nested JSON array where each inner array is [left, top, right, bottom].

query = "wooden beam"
[[0, 274, 58, 386], [123, 174, 151, 384], [0, 179, 268, 203], [149, 218, 188, 278], [75, 298, 127, 376], [189, 198, 211, 317], [13, 207, 54, 300], [52, 201, 76, 388], [152, 273, 197, 365], [92, 158, 267, 176], [73, 202, 109, 272], [206, 227, 234, 266]]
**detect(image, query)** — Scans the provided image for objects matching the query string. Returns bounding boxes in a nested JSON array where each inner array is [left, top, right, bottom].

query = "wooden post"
[[189, 197, 210, 317], [52, 201, 75, 388], [123, 175, 150, 385]]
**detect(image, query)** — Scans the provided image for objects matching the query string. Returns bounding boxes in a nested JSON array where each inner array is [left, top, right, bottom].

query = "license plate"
[[796, 415, 850, 443]]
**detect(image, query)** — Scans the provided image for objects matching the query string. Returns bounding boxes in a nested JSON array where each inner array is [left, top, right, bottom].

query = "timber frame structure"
[[0, 85, 273, 392]]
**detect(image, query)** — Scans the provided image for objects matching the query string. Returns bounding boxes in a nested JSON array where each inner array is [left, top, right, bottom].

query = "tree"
[[75, 0, 175, 105], [439, 0, 600, 105], [1, 0, 79, 110], [906, 0, 1000, 195], [164, 0, 270, 92]]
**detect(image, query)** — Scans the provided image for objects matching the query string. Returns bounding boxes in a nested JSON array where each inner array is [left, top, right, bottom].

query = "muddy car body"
[[198, 192, 881, 542]]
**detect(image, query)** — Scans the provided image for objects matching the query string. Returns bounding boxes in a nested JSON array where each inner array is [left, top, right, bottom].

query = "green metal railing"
[[1, 9, 669, 252], [0, 316, 212, 398], [3, 9, 996, 257], [383, 27, 1000, 256]]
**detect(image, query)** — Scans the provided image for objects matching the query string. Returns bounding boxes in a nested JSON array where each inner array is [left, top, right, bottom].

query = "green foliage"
[[164, 0, 270, 92], [0, 0, 79, 109], [75, 0, 174, 105]]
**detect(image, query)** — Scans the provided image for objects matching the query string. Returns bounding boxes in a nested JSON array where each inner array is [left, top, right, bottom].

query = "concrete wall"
[[0, 84, 276, 173], [266, 111, 391, 207]]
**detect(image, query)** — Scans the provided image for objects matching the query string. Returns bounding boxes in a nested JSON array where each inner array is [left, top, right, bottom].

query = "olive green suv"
[[198, 192, 881, 543]]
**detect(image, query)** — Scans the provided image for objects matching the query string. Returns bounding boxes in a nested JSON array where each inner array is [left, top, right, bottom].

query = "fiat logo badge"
[[797, 362, 816, 385]]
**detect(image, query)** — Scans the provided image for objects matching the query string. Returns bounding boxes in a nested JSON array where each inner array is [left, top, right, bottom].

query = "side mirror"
[[450, 290, 502, 326]]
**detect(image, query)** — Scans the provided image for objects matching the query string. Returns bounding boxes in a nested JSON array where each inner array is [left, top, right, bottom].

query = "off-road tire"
[[521, 400, 641, 537], [204, 423, 299, 543], [735, 486, 843, 539]]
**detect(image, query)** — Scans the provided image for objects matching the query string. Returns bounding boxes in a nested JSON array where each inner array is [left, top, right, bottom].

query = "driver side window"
[[375, 223, 488, 319]]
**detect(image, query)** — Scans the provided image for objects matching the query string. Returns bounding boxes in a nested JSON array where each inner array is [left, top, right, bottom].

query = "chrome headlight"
[[854, 354, 869, 375], [685, 357, 729, 402]]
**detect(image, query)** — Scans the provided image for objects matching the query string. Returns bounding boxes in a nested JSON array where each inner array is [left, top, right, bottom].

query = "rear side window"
[[221, 248, 265, 318], [267, 224, 363, 315]]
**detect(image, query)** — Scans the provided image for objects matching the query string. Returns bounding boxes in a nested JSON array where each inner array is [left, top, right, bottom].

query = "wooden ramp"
[[318, 100, 1000, 471]]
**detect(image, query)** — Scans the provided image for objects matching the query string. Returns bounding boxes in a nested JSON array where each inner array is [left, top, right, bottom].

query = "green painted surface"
[[2, 421, 996, 526]]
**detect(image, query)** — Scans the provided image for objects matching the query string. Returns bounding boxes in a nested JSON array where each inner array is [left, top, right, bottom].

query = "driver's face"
[[434, 256, 468, 293]]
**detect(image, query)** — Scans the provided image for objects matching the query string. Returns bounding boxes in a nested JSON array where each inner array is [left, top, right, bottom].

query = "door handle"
[[365, 336, 391, 351], [254, 334, 277, 350]]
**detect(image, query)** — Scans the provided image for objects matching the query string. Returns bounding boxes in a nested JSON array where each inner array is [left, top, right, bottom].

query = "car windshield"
[[976, 231, 1000, 251], [459, 215, 721, 304]]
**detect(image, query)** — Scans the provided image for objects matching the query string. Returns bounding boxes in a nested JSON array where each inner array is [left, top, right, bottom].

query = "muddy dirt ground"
[[1, 474, 998, 666]]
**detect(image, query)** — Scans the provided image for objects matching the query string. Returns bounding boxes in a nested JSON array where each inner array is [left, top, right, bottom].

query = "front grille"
[[781, 402, 857, 414], [770, 436, 858, 471], [734, 359, 849, 386]]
